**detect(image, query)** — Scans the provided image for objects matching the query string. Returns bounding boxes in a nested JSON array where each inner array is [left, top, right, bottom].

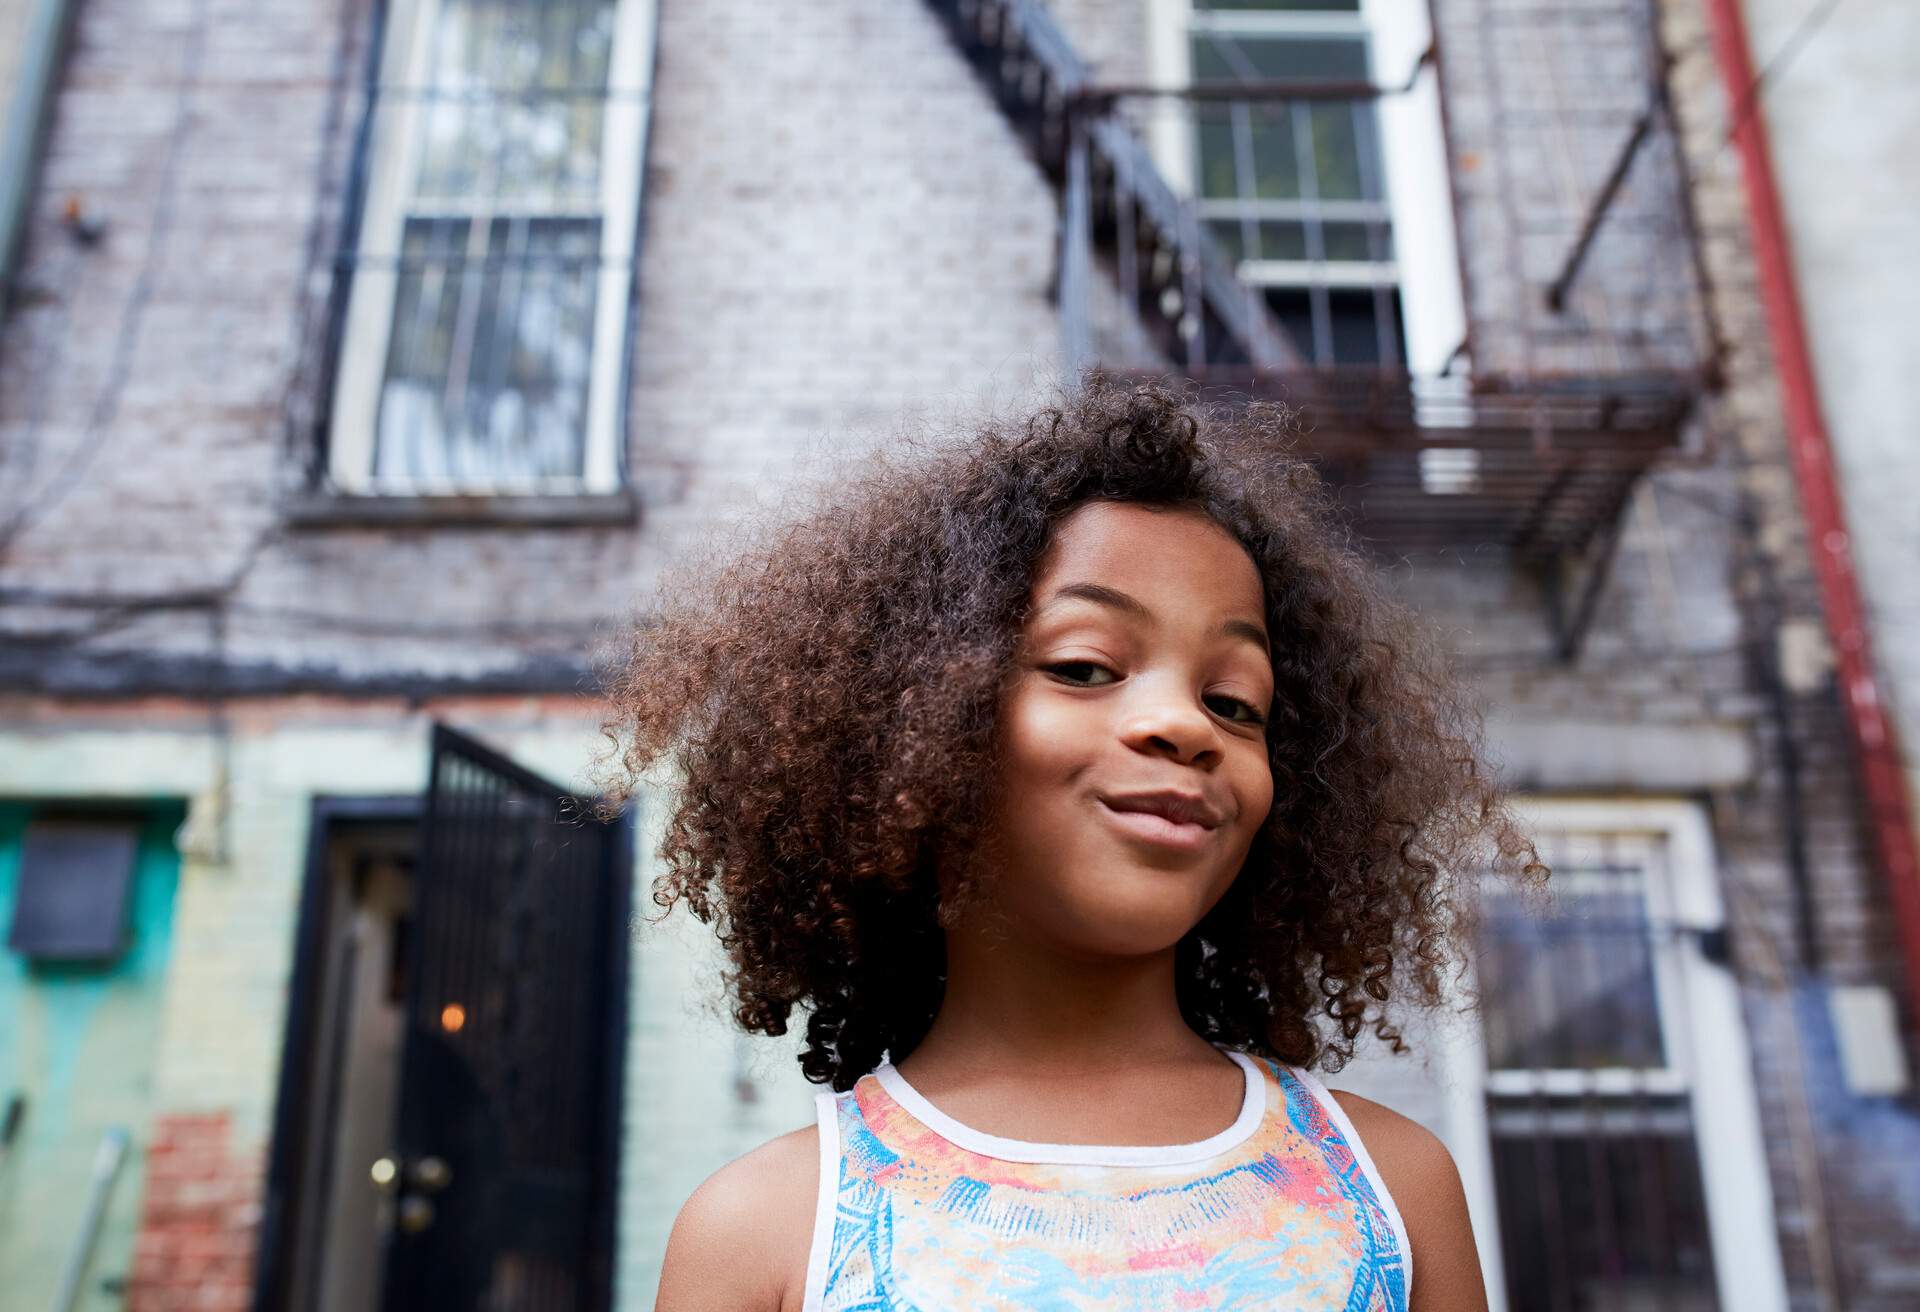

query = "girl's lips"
[[1098, 799, 1215, 851]]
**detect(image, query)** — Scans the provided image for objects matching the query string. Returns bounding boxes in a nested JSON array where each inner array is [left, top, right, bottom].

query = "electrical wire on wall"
[[0, 0, 210, 560], [1718, 0, 1848, 154], [0, 0, 629, 679]]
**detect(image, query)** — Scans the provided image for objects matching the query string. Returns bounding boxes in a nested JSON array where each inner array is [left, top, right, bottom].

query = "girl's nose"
[[1117, 680, 1221, 766]]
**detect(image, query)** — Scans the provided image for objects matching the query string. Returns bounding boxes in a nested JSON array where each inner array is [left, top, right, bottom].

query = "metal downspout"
[[1703, 0, 1920, 1035]]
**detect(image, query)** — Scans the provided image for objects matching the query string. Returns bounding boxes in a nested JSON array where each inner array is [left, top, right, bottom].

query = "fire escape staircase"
[[924, 0, 1299, 373], [922, 0, 1713, 661]]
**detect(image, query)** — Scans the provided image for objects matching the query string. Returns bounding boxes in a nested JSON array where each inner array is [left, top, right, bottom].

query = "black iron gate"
[[378, 725, 628, 1312]]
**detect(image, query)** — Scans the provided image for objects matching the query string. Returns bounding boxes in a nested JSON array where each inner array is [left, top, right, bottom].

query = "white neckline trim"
[[870, 1047, 1265, 1167]]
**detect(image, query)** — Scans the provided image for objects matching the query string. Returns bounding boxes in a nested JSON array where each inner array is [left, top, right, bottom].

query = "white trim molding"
[[326, 0, 657, 495], [1145, 0, 1465, 374], [1441, 795, 1790, 1312]]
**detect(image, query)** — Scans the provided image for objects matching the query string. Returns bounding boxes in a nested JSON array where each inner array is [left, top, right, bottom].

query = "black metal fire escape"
[[922, 0, 1719, 660], [925, 0, 1299, 371]]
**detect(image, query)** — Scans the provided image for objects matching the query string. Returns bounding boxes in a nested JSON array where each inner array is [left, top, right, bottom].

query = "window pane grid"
[[374, 215, 599, 485], [1489, 1102, 1721, 1311], [415, 0, 614, 208], [325, 0, 637, 492], [1479, 827, 1721, 1311], [1186, 25, 1400, 366]]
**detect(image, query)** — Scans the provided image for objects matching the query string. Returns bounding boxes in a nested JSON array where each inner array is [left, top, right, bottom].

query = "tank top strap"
[[1270, 1059, 1416, 1299], [801, 1088, 842, 1312]]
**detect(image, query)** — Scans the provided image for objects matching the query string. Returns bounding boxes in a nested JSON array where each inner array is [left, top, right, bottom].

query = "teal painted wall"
[[0, 801, 185, 1309]]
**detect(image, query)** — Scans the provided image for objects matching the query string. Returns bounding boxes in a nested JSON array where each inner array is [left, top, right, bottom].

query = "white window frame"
[[1431, 796, 1789, 1312], [326, 0, 657, 495], [1144, 0, 1466, 376]]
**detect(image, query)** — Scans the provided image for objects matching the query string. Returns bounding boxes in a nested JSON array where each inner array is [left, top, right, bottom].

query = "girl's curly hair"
[[602, 377, 1543, 1090]]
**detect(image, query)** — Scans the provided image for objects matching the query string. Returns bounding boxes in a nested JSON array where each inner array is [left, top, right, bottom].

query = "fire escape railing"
[[923, 0, 1299, 371], [926, 0, 1717, 654]]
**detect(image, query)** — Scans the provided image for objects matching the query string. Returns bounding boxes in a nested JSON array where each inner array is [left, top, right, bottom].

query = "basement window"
[[7, 817, 142, 962]]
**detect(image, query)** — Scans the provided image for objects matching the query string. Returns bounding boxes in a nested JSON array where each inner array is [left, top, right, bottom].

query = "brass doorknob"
[[397, 1194, 435, 1234], [410, 1156, 453, 1192]]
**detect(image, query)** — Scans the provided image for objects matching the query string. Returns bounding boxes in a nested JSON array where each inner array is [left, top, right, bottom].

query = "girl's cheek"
[[1009, 698, 1092, 772]]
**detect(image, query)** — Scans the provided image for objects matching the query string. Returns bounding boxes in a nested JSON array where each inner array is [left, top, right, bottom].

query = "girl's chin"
[[978, 844, 1237, 957], [1047, 880, 1222, 957]]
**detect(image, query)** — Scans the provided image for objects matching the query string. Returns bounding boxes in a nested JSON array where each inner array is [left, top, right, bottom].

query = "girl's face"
[[973, 500, 1275, 958]]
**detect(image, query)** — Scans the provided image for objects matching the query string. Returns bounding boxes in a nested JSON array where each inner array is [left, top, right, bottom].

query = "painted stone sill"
[[282, 489, 640, 529]]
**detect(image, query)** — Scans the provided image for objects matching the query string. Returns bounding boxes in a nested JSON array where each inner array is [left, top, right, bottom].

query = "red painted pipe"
[[1705, 0, 1920, 1031]]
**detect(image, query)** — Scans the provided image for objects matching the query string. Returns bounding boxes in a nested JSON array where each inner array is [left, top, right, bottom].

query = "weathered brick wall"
[[1432, 0, 1709, 377], [1655, 0, 1920, 1301], [0, 0, 1064, 693], [0, 1, 1068, 1307], [1399, 0, 1920, 1301], [4, 0, 1914, 1307], [132, 1112, 264, 1312], [1739, 0, 1920, 883]]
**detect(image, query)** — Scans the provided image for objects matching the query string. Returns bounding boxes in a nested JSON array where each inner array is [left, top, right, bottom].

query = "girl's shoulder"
[[1324, 1087, 1461, 1206], [1325, 1088, 1486, 1312], [654, 1123, 820, 1312]]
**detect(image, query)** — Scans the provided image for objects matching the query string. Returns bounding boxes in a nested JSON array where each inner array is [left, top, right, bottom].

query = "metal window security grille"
[[321, 0, 649, 495], [1475, 829, 1722, 1310], [379, 726, 626, 1312]]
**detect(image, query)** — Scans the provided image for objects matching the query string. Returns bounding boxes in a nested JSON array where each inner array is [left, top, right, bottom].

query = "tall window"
[[1191, 0, 1399, 366], [1150, 0, 1464, 373], [1450, 801, 1789, 1312], [326, 0, 654, 494]]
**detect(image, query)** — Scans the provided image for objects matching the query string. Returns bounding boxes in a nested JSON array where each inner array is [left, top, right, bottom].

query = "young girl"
[[610, 382, 1542, 1311]]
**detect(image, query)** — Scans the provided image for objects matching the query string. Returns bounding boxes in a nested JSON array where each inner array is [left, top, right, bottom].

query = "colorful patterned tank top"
[[801, 1046, 1412, 1311]]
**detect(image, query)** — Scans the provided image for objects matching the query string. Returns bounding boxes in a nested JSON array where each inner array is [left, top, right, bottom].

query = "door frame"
[[1436, 794, 1790, 1312], [254, 794, 421, 1312], [252, 789, 636, 1312]]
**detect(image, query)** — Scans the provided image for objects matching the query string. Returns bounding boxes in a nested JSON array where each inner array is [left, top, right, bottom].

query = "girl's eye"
[[1206, 693, 1269, 727], [1043, 660, 1118, 687], [1045, 661, 1267, 727]]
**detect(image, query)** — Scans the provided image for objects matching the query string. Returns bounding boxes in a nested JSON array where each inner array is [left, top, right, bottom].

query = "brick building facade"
[[0, 1, 1912, 1309]]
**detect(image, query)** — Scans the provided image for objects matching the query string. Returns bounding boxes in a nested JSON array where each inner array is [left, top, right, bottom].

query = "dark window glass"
[[1478, 874, 1668, 1072], [1196, 105, 1243, 198], [1257, 221, 1308, 260], [332, 0, 630, 489], [413, 0, 615, 204], [1206, 218, 1248, 263], [1250, 109, 1304, 198], [1197, 0, 1360, 9], [1191, 33, 1371, 85], [1265, 286, 1403, 366], [375, 215, 601, 485], [1320, 219, 1390, 261], [1478, 831, 1723, 1310], [1306, 102, 1366, 198], [8, 819, 142, 961]]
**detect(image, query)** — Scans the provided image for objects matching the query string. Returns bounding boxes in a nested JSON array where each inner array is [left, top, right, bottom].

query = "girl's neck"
[[901, 920, 1221, 1082]]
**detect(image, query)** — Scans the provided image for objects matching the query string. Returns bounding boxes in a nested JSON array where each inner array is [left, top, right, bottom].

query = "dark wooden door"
[[379, 724, 628, 1312]]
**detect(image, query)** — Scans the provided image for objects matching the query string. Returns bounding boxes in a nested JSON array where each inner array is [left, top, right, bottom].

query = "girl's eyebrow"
[[1040, 581, 1271, 654]]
